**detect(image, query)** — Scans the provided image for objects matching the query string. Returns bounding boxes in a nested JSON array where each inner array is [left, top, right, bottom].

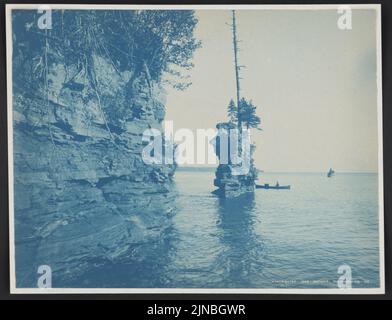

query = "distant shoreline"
[[176, 167, 377, 174]]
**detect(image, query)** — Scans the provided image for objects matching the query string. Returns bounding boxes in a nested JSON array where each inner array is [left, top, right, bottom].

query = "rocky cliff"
[[13, 51, 176, 287], [213, 122, 258, 198]]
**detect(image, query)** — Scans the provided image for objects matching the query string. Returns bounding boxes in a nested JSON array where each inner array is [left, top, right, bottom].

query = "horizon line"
[[176, 166, 377, 174]]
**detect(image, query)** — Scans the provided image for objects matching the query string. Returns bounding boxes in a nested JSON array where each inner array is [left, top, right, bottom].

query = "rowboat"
[[256, 183, 290, 190]]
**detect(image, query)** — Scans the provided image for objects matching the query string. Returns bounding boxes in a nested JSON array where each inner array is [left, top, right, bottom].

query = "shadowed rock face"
[[13, 52, 176, 287], [212, 122, 258, 198]]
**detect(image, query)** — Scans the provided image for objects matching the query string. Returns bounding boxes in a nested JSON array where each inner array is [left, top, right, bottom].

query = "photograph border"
[[5, 3, 385, 295]]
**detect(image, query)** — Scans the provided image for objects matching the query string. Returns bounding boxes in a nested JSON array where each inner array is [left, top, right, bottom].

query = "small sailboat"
[[327, 168, 335, 177]]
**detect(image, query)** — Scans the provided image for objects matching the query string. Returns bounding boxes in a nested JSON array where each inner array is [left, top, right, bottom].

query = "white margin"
[[6, 3, 385, 295], [376, 4, 385, 296]]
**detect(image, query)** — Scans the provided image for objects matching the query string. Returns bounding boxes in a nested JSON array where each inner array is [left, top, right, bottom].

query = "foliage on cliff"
[[226, 98, 261, 130], [12, 10, 201, 91], [238, 98, 261, 129]]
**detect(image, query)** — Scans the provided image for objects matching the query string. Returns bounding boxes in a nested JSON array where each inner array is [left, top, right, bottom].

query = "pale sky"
[[165, 9, 379, 172]]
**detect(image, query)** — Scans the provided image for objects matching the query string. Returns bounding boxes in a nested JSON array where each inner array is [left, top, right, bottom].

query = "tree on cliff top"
[[226, 98, 260, 130], [239, 98, 261, 130], [227, 99, 237, 123], [12, 10, 201, 90]]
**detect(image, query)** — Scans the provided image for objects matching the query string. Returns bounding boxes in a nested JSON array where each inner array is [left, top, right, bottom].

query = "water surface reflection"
[[215, 193, 266, 287]]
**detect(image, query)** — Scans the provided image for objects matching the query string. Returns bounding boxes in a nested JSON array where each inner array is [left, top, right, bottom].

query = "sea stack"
[[213, 123, 258, 198], [212, 10, 260, 198]]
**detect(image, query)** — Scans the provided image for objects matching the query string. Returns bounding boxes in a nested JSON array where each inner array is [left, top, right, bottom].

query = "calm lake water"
[[69, 171, 380, 289]]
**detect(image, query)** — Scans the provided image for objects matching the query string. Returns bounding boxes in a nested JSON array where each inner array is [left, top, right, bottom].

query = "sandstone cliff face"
[[13, 53, 176, 287], [213, 122, 258, 198]]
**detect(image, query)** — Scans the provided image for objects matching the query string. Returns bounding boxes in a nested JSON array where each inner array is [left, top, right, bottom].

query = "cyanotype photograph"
[[6, 4, 384, 293]]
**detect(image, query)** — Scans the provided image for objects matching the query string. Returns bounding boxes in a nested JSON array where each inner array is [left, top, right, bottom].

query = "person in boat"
[[275, 181, 279, 187]]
